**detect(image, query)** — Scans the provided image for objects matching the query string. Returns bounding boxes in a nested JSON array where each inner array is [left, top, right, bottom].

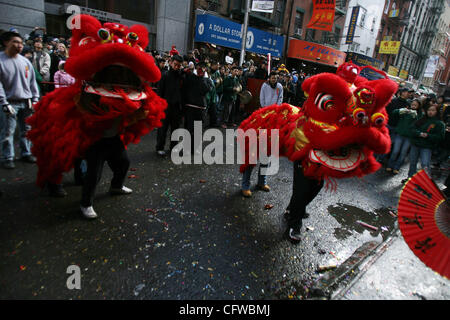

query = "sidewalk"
[[332, 230, 450, 300]]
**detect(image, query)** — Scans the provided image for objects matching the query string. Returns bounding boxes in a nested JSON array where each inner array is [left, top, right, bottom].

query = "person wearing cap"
[[0, 31, 39, 169]]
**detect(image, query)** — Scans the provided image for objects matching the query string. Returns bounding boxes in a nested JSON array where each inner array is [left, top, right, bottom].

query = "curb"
[[308, 227, 400, 299]]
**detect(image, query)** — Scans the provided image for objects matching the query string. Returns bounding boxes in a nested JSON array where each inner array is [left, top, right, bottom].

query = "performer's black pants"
[[81, 136, 130, 207], [184, 106, 204, 153], [156, 105, 182, 152], [208, 103, 218, 126], [286, 161, 324, 228]]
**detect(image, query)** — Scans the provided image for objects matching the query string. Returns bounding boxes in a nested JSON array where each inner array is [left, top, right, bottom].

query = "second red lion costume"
[[238, 62, 398, 241]]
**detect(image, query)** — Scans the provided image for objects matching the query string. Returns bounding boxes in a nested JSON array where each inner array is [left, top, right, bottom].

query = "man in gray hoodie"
[[0, 32, 40, 169], [259, 71, 283, 108]]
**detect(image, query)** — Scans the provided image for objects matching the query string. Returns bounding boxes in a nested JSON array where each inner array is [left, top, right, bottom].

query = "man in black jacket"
[[182, 61, 213, 154], [156, 55, 183, 156], [377, 87, 410, 163], [254, 62, 268, 80]]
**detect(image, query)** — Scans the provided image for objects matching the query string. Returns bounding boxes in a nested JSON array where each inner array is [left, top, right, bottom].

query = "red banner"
[[287, 39, 346, 67], [306, 0, 336, 32]]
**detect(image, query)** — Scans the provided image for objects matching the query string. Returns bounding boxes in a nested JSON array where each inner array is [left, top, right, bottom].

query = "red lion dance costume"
[[27, 15, 166, 216], [238, 62, 398, 241]]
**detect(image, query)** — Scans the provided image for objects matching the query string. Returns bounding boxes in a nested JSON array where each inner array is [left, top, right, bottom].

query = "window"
[[359, 8, 367, 27], [366, 47, 370, 55], [371, 17, 376, 32], [305, 29, 315, 41], [273, 0, 285, 27], [334, 26, 341, 43], [350, 42, 360, 52], [294, 11, 304, 37], [384, 0, 391, 15]]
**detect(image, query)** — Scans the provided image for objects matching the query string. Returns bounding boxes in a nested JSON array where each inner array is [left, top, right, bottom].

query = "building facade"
[[339, 0, 385, 57], [424, 0, 450, 93], [0, 0, 46, 35], [0, 0, 192, 55], [374, 0, 445, 86]]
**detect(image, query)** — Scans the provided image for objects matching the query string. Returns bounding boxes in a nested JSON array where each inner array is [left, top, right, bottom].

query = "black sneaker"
[[3, 160, 16, 169], [2, 160, 15, 169], [21, 155, 37, 163], [48, 184, 68, 198], [286, 223, 302, 243]]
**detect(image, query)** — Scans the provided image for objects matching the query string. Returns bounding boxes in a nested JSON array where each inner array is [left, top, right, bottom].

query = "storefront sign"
[[287, 39, 346, 67], [399, 69, 408, 79], [424, 55, 439, 78], [63, 3, 121, 22], [345, 6, 360, 44], [387, 65, 399, 76], [379, 41, 400, 54], [346, 52, 383, 80], [195, 14, 284, 57], [306, 0, 336, 32], [251, 0, 274, 13], [388, 9, 399, 18]]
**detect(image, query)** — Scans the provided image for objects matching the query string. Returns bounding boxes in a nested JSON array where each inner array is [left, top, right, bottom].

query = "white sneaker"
[[157, 150, 166, 156], [110, 186, 133, 195], [81, 206, 98, 219]]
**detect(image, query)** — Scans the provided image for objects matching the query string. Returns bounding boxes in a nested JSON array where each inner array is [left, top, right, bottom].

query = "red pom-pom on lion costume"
[[27, 15, 167, 187]]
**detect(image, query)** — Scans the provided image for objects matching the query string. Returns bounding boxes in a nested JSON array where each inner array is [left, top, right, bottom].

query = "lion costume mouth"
[[84, 65, 148, 101], [309, 146, 367, 172]]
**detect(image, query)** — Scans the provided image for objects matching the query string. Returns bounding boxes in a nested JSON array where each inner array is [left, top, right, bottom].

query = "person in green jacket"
[[386, 99, 422, 174], [402, 103, 445, 183]]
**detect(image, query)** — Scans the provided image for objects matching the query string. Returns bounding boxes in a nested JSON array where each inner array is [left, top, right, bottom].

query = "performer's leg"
[[156, 116, 170, 152], [107, 137, 130, 190], [169, 111, 182, 151], [16, 105, 33, 158], [191, 109, 203, 154], [286, 161, 322, 241], [0, 106, 17, 164], [81, 140, 107, 208], [241, 166, 254, 197]]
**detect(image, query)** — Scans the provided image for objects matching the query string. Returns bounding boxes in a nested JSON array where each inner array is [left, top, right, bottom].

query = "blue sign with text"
[[194, 14, 284, 58]]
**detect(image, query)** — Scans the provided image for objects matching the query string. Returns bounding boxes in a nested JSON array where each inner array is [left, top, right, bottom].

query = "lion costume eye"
[[315, 93, 335, 111], [353, 108, 366, 120], [98, 28, 111, 41], [371, 113, 385, 127], [127, 32, 139, 42], [78, 36, 96, 47]]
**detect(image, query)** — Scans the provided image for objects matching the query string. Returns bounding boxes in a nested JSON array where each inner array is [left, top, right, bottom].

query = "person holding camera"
[[0, 32, 39, 169]]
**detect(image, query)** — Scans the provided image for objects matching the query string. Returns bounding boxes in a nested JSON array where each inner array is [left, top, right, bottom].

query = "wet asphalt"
[[0, 129, 447, 300]]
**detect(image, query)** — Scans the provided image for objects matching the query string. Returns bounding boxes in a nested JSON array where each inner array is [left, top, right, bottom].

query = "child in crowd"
[[53, 61, 75, 88]]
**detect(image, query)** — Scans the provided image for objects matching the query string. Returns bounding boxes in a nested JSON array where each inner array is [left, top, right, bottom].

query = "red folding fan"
[[398, 170, 449, 279]]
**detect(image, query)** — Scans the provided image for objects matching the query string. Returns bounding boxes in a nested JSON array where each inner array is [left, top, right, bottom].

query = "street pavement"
[[333, 229, 449, 300], [0, 129, 448, 300]]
